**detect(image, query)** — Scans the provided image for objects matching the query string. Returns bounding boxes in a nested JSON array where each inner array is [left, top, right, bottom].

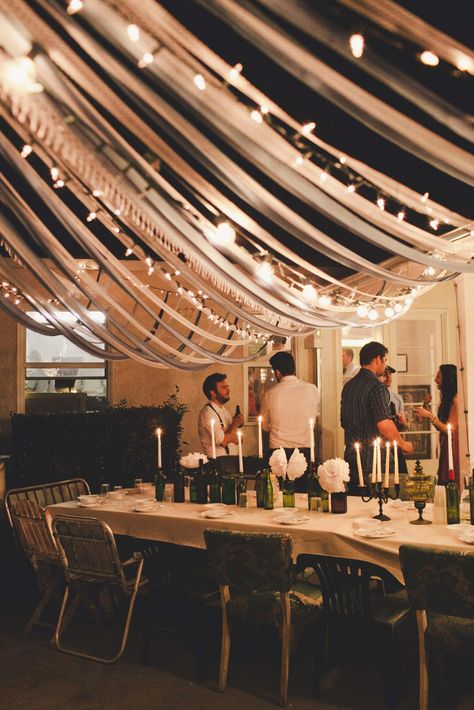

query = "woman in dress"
[[415, 364, 459, 484]]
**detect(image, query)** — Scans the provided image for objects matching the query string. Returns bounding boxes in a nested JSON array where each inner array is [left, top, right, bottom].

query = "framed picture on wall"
[[396, 354, 408, 373], [399, 384, 432, 460]]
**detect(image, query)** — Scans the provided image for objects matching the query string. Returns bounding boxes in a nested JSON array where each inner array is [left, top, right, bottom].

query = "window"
[[25, 311, 108, 413]]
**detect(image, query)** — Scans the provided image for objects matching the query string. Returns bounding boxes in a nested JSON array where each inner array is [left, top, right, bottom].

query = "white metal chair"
[[52, 515, 146, 664], [5, 478, 90, 527]]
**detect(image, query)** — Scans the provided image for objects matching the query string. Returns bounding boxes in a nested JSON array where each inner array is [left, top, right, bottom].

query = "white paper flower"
[[317, 458, 350, 493], [180, 452, 208, 469], [286, 448, 308, 480], [269, 447, 287, 477]]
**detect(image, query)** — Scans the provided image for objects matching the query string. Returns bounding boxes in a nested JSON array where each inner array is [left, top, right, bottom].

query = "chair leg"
[[24, 578, 61, 634], [280, 592, 291, 707], [218, 586, 231, 692], [416, 610, 429, 710]]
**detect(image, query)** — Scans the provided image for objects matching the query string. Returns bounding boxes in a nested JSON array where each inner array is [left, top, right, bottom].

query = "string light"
[[384, 306, 394, 318], [193, 74, 206, 90], [357, 304, 369, 318], [229, 63, 243, 80], [302, 283, 318, 302], [318, 294, 332, 307], [50, 166, 59, 181], [420, 51, 439, 67], [301, 121, 316, 134], [347, 184, 356, 193], [429, 219, 439, 230], [127, 24, 140, 42], [349, 34, 365, 59], [456, 56, 474, 74], [377, 197, 386, 210], [67, 0, 83, 15], [250, 109, 263, 123], [256, 261, 274, 283], [20, 144, 32, 158], [138, 53, 154, 68], [397, 210, 406, 222], [3, 57, 43, 93], [86, 211, 97, 222], [368, 308, 379, 321]]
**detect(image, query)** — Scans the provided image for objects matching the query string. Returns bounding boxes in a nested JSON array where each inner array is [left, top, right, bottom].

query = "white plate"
[[388, 499, 414, 510], [355, 527, 396, 539], [202, 503, 226, 510], [446, 523, 470, 534], [274, 514, 310, 525], [132, 504, 162, 513], [199, 510, 234, 519], [456, 533, 474, 545], [78, 501, 103, 508]]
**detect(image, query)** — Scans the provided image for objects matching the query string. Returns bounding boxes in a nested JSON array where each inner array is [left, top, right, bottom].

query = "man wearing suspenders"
[[198, 373, 244, 466]]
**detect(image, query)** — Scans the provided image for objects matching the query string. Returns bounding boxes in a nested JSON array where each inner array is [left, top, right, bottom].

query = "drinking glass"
[[100, 483, 110, 498], [163, 483, 174, 506], [134, 478, 143, 494]]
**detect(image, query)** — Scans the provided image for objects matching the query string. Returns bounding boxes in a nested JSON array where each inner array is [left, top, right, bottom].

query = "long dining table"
[[47, 493, 472, 583]]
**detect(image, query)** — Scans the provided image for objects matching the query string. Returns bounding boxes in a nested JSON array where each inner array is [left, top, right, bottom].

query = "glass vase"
[[283, 478, 295, 508], [330, 491, 347, 514]]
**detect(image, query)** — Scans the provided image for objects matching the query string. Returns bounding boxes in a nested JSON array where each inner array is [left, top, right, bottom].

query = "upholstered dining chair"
[[5, 478, 90, 527], [52, 515, 147, 663], [7, 498, 64, 633], [296, 553, 413, 710], [399, 544, 474, 710], [204, 529, 321, 706]]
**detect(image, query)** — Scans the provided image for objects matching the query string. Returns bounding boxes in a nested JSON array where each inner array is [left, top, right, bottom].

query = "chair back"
[[9, 499, 59, 566], [297, 553, 395, 618], [204, 529, 293, 592], [5, 478, 90, 527], [53, 515, 128, 592], [399, 544, 474, 618]]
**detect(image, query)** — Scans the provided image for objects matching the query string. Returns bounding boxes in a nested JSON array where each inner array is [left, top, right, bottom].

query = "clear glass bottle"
[[173, 465, 185, 503], [154, 468, 166, 502], [460, 473, 470, 522], [196, 459, 208, 505], [237, 474, 247, 507], [445, 469, 460, 525], [307, 462, 321, 511]]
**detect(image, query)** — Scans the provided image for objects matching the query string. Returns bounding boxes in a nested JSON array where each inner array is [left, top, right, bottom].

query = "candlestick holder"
[[360, 480, 401, 521]]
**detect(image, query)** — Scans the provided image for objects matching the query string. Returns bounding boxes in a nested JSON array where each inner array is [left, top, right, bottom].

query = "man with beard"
[[198, 373, 244, 463], [341, 341, 413, 491]]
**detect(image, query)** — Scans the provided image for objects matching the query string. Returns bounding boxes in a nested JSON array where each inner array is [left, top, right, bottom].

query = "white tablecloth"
[[47, 494, 472, 583]]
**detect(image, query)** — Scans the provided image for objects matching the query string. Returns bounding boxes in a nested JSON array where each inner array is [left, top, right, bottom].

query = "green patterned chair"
[[399, 544, 474, 710], [204, 529, 321, 706]]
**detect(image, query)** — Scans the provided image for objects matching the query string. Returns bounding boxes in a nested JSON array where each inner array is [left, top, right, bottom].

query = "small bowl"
[[108, 490, 126, 501], [77, 494, 99, 505], [133, 498, 156, 510], [352, 517, 381, 531]]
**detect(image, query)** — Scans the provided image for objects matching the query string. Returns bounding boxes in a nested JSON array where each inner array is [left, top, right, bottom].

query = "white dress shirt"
[[198, 401, 238, 457], [262, 376, 320, 449], [343, 360, 360, 385], [389, 389, 405, 414]]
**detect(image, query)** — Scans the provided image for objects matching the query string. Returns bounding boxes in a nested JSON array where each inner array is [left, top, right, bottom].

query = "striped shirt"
[[341, 368, 391, 482]]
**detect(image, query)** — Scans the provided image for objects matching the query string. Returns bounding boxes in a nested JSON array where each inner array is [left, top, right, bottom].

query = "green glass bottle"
[[469, 469, 474, 525], [255, 469, 266, 508], [196, 459, 208, 505], [155, 468, 166, 502], [173, 466, 185, 503], [189, 465, 198, 504], [283, 477, 295, 508], [208, 459, 221, 503], [263, 470, 274, 510], [307, 462, 322, 511], [237, 474, 247, 507], [445, 469, 460, 524]]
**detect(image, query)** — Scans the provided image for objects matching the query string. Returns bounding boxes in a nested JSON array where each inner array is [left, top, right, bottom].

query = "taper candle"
[[309, 418, 315, 462], [376, 438, 382, 483], [237, 429, 244, 473], [393, 441, 399, 484], [384, 442, 390, 489], [355, 442, 364, 487], [371, 440, 377, 483], [257, 415, 263, 459], [447, 423, 454, 471], [210, 419, 217, 459], [156, 427, 162, 468]]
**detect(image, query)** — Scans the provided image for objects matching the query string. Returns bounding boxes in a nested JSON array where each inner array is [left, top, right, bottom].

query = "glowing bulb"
[[349, 33, 365, 59], [347, 184, 355, 193], [302, 284, 317, 302], [456, 56, 474, 73], [125, 247, 133, 256], [301, 121, 316, 134], [127, 24, 140, 42], [193, 73, 206, 90], [368, 308, 378, 321], [421, 192, 429, 203], [318, 294, 332, 307], [404, 295, 414, 306], [148, 266, 154, 275], [257, 262, 274, 283], [86, 211, 97, 222], [50, 166, 59, 181], [319, 171, 328, 183], [384, 306, 394, 318], [138, 53, 154, 68], [229, 62, 243, 80], [377, 197, 385, 210], [215, 221, 236, 246], [339, 155, 347, 164], [397, 211, 405, 222], [53, 180, 64, 189], [423, 266, 435, 277], [429, 219, 439, 230], [67, 0, 83, 14], [260, 104, 269, 114], [250, 109, 263, 123], [357, 305, 368, 318], [420, 51, 439, 67], [293, 155, 304, 166], [3, 57, 42, 93], [21, 144, 32, 158]]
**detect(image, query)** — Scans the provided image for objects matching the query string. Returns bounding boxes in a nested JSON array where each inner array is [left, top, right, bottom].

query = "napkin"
[[180, 452, 208, 468], [286, 448, 308, 481], [269, 447, 287, 477], [317, 458, 350, 493]]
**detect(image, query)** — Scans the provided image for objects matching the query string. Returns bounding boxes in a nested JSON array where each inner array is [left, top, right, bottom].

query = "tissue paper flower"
[[286, 448, 308, 480], [180, 452, 208, 469], [269, 447, 287, 477], [317, 458, 350, 493]]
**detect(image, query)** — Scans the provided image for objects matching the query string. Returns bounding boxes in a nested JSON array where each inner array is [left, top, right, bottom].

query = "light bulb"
[[125, 247, 133, 256], [318, 294, 332, 307], [397, 211, 405, 222], [429, 219, 439, 230], [229, 63, 243, 80], [4, 57, 42, 93], [302, 283, 317, 302], [349, 33, 365, 59], [250, 109, 263, 123], [347, 184, 355, 193], [384, 306, 394, 318], [193, 74, 206, 90], [393, 303, 403, 314], [357, 304, 368, 318], [420, 51, 439, 67], [301, 121, 316, 134], [420, 192, 429, 203], [257, 262, 274, 283], [319, 171, 328, 183], [21, 144, 32, 158], [456, 56, 474, 73], [215, 221, 236, 246], [260, 104, 269, 114], [368, 308, 378, 321], [127, 24, 140, 42], [92, 189, 102, 197], [138, 53, 154, 68], [86, 212, 97, 222], [377, 197, 385, 210], [67, 0, 83, 14], [53, 180, 64, 189], [50, 166, 59, 181], [293, 155, 304, 166]]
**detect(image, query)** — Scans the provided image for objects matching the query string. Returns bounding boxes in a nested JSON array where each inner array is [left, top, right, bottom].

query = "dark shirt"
[[341, 368, 391, 485]]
